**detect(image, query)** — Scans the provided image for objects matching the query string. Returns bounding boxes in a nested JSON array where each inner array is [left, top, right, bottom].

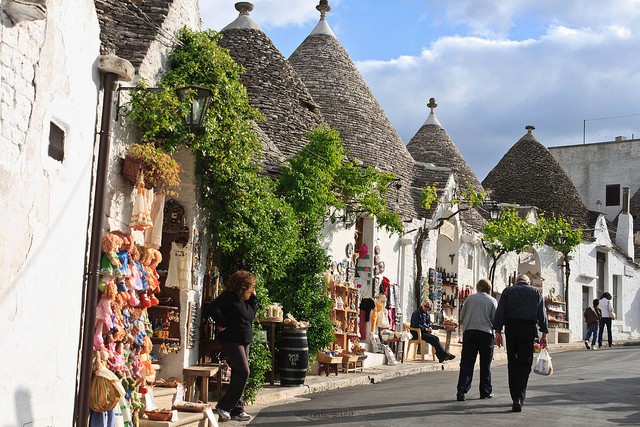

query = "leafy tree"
[[275, 126, 402, 354], [481, 207, 547, 288], [539, 214, 582, 316]]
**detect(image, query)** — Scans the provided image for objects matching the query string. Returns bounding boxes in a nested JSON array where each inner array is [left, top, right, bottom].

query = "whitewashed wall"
[[0, 1, 101, 425], [549, 140, 640, 220], [0, 0, 202, 423]]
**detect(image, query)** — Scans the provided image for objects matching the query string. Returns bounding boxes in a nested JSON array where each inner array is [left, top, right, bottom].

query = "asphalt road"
[[247, 346, 640, 426]]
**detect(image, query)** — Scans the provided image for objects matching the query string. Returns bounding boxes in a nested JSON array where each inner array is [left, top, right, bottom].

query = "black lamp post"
[[175, 85, 213, 133]]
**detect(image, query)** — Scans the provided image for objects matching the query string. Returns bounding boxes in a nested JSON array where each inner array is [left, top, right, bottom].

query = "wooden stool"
[[317, 362, 339, 376], [183, 364, 221, 402]]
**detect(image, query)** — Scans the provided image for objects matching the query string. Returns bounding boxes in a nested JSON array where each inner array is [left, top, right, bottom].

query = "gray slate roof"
[[482, 126, 589, 227], [407, 100, 484, 193], [94, 0, 173, 70], [218, 4, 325, 166], [288, 10, 417, 220], [407, 99, 486, 232]]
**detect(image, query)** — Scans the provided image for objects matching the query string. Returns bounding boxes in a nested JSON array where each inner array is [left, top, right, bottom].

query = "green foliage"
[[482, 208, 546, 257], [245, 324, 271, 403], [420, 184, 438, 212], [126, 28, 404, 397], [539, 214, 582, 255]]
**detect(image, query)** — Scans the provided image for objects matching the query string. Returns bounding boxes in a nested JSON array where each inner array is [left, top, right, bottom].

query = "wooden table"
[[183, 364, 222, 402], [259, 319, 282, 385]]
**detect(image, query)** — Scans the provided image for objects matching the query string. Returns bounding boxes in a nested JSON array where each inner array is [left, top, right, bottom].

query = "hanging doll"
[[94, 288, 115, 350], [144, 248, 162, 293], [129, 174, 153, 232], [100, 233, 123, 277]]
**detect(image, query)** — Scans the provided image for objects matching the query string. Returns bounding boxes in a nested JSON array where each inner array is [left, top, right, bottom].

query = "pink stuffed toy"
[[94, 294, 114, 350]]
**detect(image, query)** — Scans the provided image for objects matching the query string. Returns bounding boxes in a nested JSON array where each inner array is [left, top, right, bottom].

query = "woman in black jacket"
[[208, 270, 257, 422]]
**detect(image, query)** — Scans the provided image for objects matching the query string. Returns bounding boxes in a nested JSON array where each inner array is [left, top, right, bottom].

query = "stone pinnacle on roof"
[[223, 2, 262, 31], [424, 97, 442, 127], [311, 0, 335, 37], [482, 125, 589, 227]]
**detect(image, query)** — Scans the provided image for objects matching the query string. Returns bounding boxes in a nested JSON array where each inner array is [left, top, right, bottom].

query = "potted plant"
[[122, 142, 181, 196]]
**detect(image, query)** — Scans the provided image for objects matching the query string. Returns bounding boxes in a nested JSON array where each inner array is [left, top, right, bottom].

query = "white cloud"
[[199, 0, 640, 180], [200, 0, 322, 31]]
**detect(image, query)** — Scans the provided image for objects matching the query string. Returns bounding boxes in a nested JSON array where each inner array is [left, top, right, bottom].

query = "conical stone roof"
[[288, 1, 417, 219], [407, 98, 484, 193], [407, 98, 486, 231], [482, 126, 589, 227], [218, 2, 325, 164]]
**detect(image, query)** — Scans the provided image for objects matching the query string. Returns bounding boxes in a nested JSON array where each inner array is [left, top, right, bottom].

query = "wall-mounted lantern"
[[116, 85, 213, 134], [175, 85, 213, 134]]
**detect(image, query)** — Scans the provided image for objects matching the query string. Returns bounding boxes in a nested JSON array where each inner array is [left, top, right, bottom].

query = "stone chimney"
[[615, 186, 634, 256]]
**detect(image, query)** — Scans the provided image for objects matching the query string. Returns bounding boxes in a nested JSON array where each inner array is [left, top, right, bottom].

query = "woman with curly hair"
[[207, 270, 257, 422]]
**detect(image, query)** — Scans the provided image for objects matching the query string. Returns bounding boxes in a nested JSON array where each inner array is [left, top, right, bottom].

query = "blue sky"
[[201, 1, 640, 180]]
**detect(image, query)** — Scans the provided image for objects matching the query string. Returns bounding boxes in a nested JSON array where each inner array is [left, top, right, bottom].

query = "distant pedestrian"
[[493, 274, 548, 412], [455, 278, 497, 401], [583, 299, 601, 350], [598, 292, 615, 348]]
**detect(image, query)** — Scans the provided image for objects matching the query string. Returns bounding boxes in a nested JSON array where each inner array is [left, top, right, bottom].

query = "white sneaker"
[[216, 407, 231, 421], [231, 411, 252, 421], [592, 346, 598, 350], [584, 340, 590, 350]]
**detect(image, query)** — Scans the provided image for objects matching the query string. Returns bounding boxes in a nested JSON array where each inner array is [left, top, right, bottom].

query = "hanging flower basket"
[[122, 143, 181, 196]]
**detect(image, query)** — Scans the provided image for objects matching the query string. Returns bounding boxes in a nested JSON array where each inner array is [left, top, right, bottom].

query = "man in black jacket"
[[493, 274, 548, 412]]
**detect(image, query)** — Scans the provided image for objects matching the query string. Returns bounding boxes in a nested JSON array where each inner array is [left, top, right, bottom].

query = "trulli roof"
[[218, 2, 325, 165], [288, 2, 417, 219], [482, 126, 589, 227]]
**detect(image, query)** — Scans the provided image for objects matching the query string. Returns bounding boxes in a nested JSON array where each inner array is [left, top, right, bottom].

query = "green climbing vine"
[[126, 27, 402, 401]]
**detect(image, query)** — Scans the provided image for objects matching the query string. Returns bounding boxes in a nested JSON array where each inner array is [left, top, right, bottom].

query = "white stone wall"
[[0, 0, 203, 423], [0, 1, 101, 425], [549, 140, 640, 219]]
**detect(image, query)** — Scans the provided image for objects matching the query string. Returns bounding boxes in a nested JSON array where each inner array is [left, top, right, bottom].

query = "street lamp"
[[175, 85, 213, 133], [557, 231, 567, 246], [116, 84, 213, 134], [489, 202, 501, 221]]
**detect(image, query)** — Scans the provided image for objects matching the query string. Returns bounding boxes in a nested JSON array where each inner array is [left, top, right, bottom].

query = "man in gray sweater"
[[456, 278, 497, 401]]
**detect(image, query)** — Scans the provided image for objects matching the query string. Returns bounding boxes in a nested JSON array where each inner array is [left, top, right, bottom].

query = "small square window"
[[48, 122, 65, 162], [605, 184, 620, 206]]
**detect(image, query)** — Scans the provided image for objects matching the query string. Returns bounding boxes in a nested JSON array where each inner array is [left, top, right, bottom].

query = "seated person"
[[410, 299, 456, 363]]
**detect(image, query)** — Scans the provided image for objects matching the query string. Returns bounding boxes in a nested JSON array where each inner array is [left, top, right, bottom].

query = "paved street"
[[247, 346, 640, 426]]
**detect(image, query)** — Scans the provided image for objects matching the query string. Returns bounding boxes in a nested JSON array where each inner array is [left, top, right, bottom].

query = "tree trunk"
[[414, 228, 429, 308]]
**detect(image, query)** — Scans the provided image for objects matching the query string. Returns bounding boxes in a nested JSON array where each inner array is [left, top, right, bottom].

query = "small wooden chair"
[[403, 322, 435, 362]]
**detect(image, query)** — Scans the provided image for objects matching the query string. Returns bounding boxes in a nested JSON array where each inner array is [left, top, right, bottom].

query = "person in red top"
[[207, 270, 257, 422], [583, 299, 602, 350]]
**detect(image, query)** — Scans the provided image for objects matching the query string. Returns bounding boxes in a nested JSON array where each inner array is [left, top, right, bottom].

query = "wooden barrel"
[[277, 328, 309, 386]]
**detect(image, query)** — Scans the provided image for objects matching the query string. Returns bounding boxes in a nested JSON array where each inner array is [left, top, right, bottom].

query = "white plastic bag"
[[533, 348, 553, 376]]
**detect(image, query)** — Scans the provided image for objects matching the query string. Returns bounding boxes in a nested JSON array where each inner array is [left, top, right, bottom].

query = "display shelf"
[[329, 280, 359, 351], [151, 337, 180, 343]]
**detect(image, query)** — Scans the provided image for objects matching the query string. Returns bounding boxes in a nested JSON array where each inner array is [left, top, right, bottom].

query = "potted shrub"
[[122, 142, 181, 196]]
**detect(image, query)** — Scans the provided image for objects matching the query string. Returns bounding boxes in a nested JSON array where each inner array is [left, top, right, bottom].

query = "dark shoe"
[[480, 394, 494, 399], [584, 340, 590, 350], [512, 398, 523, 412], [456, 393, 466, 401], [447, 353, 456, 361]]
